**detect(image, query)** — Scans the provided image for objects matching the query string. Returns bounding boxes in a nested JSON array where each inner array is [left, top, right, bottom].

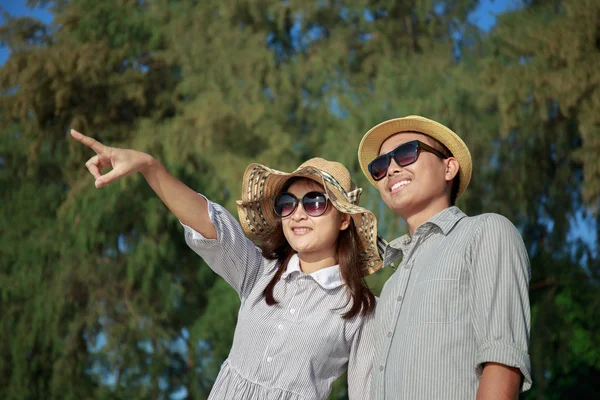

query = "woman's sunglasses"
[[273, 191, 329, 218], [368, 140, 450, 181]]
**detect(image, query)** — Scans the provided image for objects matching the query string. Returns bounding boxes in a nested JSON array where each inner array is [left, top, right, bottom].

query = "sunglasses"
[[368, 140, 449, 181], [273, 191, 329, 218]]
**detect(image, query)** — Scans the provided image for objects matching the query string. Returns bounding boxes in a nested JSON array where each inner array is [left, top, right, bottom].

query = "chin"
[[383, 194, 406, 209], [385, 197, 414, 218], [287, 240, 310, 253]]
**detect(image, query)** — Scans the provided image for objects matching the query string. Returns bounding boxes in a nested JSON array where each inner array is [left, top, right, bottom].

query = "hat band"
[[346, 188, 362, 205], [318, 170, 363, 205]]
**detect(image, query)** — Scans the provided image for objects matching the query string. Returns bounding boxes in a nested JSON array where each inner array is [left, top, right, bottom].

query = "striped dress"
[[182, 198, 374, 400]]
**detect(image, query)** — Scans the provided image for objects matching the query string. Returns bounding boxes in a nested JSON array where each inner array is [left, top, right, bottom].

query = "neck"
[[297, 252, 338, 274], [403, 197, 450, 236]]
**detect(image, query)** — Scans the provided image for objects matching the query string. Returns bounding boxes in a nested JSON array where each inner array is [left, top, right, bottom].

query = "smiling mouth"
[[390, 179, 411, 194], [292, 227, 313, 235]]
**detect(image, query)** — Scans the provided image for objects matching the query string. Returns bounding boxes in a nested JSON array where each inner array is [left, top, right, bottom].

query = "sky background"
[[0, 0, 596, 251]]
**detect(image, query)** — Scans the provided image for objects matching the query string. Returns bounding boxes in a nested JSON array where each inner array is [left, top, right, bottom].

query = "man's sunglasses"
[[273, 191, 329, 218], [368, 140, 450, 181]]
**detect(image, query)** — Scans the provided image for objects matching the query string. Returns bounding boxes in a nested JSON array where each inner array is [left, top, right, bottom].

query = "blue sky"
[[0, 0, 54, 64]]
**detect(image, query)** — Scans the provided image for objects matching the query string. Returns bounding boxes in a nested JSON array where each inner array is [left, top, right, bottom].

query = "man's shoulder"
[[460, 212, 524, 245], [465, 212, 518, 229]]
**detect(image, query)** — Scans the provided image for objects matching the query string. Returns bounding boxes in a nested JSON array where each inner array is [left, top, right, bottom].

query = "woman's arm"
[[71, 129, 216, 238], [347, 313, 375, 400], [72, 129, 265, 297]]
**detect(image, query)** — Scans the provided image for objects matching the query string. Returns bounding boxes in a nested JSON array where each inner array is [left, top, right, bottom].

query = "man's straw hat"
[[358, 115, 472, 198]]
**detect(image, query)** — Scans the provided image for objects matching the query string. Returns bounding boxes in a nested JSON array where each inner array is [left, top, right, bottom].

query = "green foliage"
[[0, 0, 598, 399]]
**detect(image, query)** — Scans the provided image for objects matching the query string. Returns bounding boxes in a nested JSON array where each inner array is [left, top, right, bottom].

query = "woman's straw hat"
[[236, 158, 385, 275]]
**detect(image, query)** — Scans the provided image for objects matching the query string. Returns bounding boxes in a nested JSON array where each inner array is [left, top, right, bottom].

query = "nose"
[[386, 157, 403, 177], [290, 202, 308, 221]]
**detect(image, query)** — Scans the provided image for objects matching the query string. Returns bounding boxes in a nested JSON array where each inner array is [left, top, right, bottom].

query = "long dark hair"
[[260, 180, 376, 320]]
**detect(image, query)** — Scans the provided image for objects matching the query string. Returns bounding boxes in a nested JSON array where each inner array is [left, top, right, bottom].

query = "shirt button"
[[387, 331, 392, 337], [379, 365, 384, 372], [266, 357, 273, 363], [290, 309, 296, 314], [397, 295, 403, 302], [404, 262, 412, 269], [278, 324, 284, 330]]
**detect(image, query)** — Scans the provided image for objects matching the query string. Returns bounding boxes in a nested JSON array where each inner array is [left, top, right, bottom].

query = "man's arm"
[[477, 362, 522, 400], [469, 214, 533, 394]]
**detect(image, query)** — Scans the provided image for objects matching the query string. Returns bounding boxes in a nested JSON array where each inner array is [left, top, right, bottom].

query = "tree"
[[2, 0, 597, 399], [471, 0, 600, 397]]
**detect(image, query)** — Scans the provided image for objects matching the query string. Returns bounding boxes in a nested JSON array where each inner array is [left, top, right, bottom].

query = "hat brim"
[[236, 164, 384, 275], [358, 116, 472, 198]]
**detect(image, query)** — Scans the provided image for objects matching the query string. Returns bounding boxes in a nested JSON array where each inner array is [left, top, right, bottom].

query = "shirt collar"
[[382, 206, 466, 266], [424, 206, 466, 235], [280, 254, 344, 290]]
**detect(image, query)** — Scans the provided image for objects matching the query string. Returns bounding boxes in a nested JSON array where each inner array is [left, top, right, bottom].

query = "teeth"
[[293, 228, 312, 234], [391, 180, 410, 191]]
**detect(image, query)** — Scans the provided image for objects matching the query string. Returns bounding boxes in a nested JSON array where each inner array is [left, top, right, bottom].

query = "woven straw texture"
[[358, 115, 472, 198], [236, 158, 384, 275]]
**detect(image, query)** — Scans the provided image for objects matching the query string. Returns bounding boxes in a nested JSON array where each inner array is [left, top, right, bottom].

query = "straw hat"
[[236, 158, 385, 275], [358, 115, 472, 198]]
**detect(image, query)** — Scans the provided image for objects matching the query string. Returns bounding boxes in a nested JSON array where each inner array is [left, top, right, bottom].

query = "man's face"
[[375, 133, 452, 218]]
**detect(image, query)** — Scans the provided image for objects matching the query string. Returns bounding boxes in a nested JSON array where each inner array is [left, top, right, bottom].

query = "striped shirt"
[[371, 206, 532, 399], [182, 198, 374, 400]]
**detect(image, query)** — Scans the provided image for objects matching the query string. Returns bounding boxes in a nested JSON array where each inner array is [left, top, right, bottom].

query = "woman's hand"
[[71, 129, 153, 188], [70, 129, 217, 238]]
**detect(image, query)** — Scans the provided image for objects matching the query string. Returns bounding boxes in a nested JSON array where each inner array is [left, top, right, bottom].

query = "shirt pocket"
[[407, 253, 463, 325], [408, 278, 460, 325]]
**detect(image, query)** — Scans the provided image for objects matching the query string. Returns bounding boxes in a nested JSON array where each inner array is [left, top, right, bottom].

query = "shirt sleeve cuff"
[[476, 342, 532, 392], [179, 194, 218, 241]]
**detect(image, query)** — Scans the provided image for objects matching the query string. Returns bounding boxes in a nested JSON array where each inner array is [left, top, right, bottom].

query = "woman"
[[71, 129, 384, 399]]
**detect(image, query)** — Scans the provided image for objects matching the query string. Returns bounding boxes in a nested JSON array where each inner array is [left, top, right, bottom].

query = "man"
[[358, 116, 532, 399]]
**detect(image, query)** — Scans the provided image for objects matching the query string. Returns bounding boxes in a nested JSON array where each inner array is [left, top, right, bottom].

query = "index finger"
[[71, 129, 106, 154]]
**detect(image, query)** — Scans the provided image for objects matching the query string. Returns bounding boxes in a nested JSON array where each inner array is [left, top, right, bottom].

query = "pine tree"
[[2, 0, 597, 399]]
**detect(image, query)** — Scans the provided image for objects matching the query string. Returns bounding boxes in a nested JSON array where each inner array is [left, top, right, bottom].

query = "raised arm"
[[71, 129, 216, 239]]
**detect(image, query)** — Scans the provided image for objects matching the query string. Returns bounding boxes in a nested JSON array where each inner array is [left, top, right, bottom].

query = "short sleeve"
[[181, 195, 266, 299]]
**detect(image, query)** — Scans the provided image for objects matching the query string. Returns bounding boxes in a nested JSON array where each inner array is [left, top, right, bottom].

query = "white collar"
[[280, 254, 344, 290]]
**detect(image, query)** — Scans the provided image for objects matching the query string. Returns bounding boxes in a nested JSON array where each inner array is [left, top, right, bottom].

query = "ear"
[[444, 157, 460, 183], [339, 213, 352, 231]]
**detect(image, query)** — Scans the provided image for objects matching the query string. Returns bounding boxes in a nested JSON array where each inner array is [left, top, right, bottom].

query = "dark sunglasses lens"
[[274, 193, 297, 217], [302, 192, 328, 216], [369, 156, 390, 181], [393, 142, 418, 167]]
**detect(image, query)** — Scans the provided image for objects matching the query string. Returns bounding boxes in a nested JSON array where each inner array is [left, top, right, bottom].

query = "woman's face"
[[280, 179, 351, 263]]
